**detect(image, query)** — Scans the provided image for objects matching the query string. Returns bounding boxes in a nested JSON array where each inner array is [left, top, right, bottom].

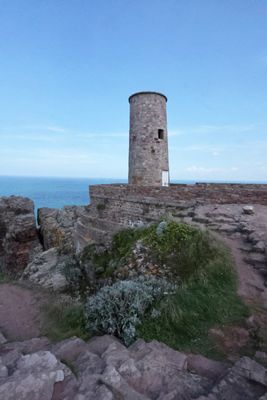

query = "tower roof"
[[128, 91, 167, 103]]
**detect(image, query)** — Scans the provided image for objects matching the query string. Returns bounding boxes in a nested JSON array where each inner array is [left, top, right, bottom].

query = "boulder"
[[38, 206, 87, 253], [0, 350, 71, 400], [187, 353, 229, 381], [233, 356, 267, 386], [0, 196, 41, 276], [49, 337, 89, 363], [86, 334, 123, 356], [1, 337, 50, 355], [21, 248, 68, 292], [243, 206, 255, 215], [100, 365, 150, 400]]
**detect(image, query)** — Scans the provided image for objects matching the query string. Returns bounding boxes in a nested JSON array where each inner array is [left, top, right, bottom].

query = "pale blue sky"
[[0, 0, 266, 181]]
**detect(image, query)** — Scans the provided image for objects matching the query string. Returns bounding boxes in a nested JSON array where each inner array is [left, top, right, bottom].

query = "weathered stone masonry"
[[128, 92, 169, 186], [90, 183, 267, 207], [71, 183, 267, 249]]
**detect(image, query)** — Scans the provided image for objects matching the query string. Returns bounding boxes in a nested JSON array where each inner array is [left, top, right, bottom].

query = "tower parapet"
[[128, 91, 169, 186]]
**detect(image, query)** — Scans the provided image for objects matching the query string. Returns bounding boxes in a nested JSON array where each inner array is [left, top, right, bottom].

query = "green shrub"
[[83, 221, 216, 282], [85, 276, 176, 346], [138, 245, 249, 357], [80, 228, 146, 279], [143, 221, 215, 280], [80, 222, 215, 282], [110, 228, 141, 260]]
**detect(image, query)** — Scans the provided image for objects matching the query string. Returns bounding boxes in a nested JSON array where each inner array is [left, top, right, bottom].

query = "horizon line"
[[0, 175, 267, 184]]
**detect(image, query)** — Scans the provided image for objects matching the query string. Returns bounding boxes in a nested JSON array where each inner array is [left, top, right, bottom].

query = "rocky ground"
[[1, 318, 267, 400], [1, 195, 267, 399]]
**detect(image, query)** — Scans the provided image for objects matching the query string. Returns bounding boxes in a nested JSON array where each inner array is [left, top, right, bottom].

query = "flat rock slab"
[[0, 283, 46, 341]]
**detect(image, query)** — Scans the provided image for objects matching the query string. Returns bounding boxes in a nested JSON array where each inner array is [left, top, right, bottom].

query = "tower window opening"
[[158, 129, 164, 140]]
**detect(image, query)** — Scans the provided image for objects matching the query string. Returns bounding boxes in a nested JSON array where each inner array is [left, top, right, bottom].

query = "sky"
[[0, 0, 266, 181]]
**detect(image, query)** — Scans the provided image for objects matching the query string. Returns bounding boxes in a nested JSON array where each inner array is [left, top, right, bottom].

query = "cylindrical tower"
[[128, 91, 169, 186]]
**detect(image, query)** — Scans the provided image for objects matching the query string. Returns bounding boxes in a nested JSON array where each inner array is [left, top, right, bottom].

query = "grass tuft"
[[41, 300, 89, 342], [138, 244, 249, 357]]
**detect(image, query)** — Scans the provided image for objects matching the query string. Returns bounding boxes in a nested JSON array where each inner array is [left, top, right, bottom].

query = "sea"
[[0, 176, 266, 212], [0, 176, 127, 211]]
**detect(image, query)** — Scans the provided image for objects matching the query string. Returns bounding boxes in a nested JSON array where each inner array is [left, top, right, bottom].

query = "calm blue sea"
[[0, 176, 266, 212], [0, 176, 127, 211]]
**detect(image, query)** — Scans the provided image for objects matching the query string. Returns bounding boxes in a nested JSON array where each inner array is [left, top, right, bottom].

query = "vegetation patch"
[[85, 276, 175, 346], [42, 298, 89, 342], [138, 244, 248, 357], [142, 221, 217, 280], [79, 221, 214, 281], [81, 227, 145, 274], [60, 220, 248, 356]]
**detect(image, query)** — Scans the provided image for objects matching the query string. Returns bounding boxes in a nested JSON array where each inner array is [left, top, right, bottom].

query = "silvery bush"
[[85, 276, 176, 346]]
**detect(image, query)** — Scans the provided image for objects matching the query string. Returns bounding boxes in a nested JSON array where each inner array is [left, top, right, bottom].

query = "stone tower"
[[128, 91, 169, 186]]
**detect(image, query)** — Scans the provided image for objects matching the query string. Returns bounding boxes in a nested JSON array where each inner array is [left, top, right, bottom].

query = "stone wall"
[[90, 183, 267, 207], [77, 182, 267, 246], [37, 182, 267, 258]]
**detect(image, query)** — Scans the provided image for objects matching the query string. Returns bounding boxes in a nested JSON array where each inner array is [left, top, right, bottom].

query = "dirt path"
[[223, 236, 267, 307], [0, 283, 47, 341]]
